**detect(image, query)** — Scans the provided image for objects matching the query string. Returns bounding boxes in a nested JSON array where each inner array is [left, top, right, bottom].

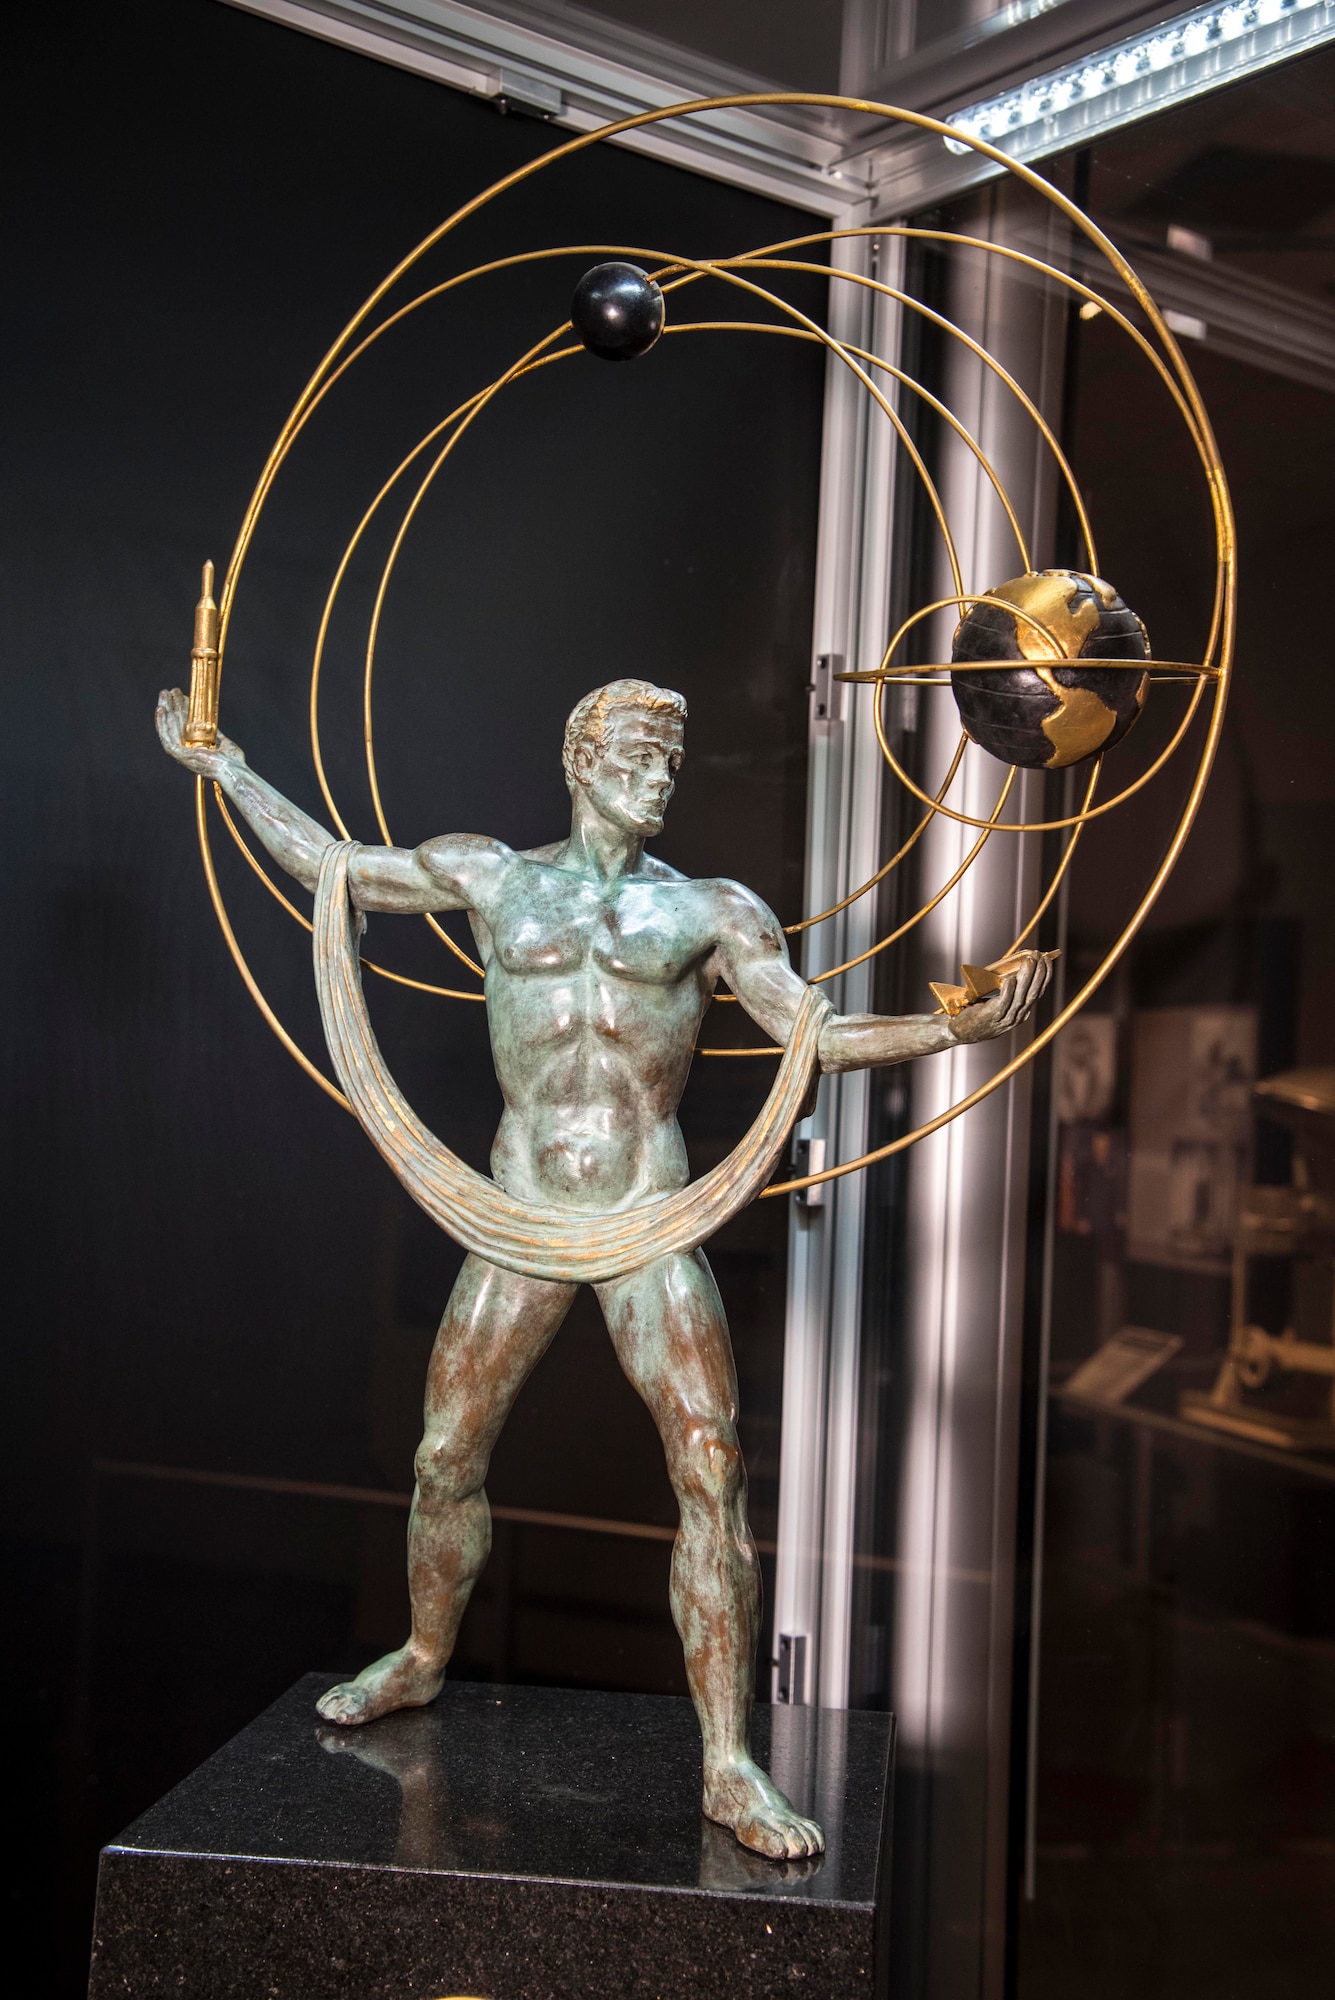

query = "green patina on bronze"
[[157, 676, 1050, 1859]]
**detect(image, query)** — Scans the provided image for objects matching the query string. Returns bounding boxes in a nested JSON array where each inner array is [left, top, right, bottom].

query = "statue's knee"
[[674, 1423, 743, 1508], [414, 1430, 480, 1505]]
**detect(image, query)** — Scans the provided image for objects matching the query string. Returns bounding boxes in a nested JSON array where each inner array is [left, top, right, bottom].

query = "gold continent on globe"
[[950, 568, 1150, 769]]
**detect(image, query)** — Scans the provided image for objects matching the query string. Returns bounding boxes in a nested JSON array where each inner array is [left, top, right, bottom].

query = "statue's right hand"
[[155, 687, 245, 775]]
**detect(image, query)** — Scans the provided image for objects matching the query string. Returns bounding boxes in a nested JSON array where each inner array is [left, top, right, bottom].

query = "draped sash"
[[313, 841, 829, 1284]]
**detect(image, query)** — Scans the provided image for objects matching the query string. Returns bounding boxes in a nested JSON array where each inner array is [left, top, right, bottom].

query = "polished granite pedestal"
[[89, 1674, 894, 1999]]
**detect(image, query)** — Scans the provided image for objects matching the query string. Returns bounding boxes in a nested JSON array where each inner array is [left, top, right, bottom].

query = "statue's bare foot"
[[703, 1758, 825, 1860], [315, 1646, 444, 1727]]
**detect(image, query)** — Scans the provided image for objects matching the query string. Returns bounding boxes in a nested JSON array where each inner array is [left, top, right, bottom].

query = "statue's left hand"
[[949, 950, 1055, 1045]]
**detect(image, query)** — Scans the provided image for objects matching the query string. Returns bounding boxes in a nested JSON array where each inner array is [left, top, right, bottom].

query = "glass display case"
[[840, 38, 1335, 1995], [10, 3, 1335, 1994]]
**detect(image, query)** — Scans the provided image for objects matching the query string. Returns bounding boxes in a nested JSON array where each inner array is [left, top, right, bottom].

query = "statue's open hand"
[[949, 949, 1055, 1045], [155, 687, 245, 775]]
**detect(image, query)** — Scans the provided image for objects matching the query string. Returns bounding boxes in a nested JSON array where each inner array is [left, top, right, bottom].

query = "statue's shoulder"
[[518, 838, 568, 867], [699, 873, 767, 910], [638, 866, 772, 935], [697, 876, 784, 941], [417, 832, 513, 877], [637, 853, 689, 885]]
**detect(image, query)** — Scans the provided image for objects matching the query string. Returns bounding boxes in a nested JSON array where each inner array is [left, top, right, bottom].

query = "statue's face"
[[575, 708, 684, 837]]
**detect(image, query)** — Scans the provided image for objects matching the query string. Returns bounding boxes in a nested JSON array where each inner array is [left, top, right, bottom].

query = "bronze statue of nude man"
[[156, 675, 1051, 1859]]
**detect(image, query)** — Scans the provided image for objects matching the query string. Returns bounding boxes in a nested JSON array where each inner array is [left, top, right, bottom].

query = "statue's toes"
[[736, 1812, 790, 1860], [737, 1808, 824, 1861], [315, 1683, 366, 1726]]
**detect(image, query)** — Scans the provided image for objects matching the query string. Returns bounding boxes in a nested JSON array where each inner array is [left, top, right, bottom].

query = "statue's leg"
[[596, 1250, 824, 1861], [317, 1252, 576, 1726]]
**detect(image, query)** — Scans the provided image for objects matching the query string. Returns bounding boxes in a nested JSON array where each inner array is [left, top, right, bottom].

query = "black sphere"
[[571, 262, 665, 361], [950, 569, 1150, 771]]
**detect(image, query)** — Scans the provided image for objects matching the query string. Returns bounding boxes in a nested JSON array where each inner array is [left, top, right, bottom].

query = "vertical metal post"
[[773, 232, 904, 1707], [1023, 768, 1074, 1903], [890, 189, 1067, 1999]]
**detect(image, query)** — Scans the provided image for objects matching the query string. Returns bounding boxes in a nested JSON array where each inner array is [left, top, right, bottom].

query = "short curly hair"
[[561, 679, 687, 785]]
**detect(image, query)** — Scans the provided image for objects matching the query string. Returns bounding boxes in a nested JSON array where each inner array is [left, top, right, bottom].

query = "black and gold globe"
[[950, 569, 1150, 770]]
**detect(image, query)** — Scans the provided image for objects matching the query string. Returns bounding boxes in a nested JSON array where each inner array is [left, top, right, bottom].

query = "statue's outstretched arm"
[[155, 687, 500, 913], [711, 879, 1053, 1072]]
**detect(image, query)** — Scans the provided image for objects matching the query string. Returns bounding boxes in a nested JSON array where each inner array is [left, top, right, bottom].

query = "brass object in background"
[[183, 560, 220, 748], [1183, 1068, 1335, 1450]]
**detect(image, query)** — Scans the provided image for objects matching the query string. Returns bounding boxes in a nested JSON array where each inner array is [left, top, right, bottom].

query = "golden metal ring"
[[301, 248, 984, 979], [349, 261, 974, 992], [354, 264, 971, 889], [240, 223, 1168, 968], [864, 592, 1215, 835], [193, 92, 1234, 1188], [810, 766, 1016, 985], [293, 211, 1141, 966], [849, 671, 1212, 685]]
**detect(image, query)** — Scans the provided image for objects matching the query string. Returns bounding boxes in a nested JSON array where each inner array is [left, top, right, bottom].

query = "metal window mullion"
[[892, 194, 1060, 1998], [772, 228, 874, 1703], [817, 255, 905, 1711]]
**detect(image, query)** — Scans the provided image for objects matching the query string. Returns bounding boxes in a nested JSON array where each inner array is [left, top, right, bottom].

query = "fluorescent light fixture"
[[945, 0, 1335, 161]]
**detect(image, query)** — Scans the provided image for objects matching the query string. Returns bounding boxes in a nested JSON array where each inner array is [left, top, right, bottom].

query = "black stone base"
[[89, 1674, 893, 1999]]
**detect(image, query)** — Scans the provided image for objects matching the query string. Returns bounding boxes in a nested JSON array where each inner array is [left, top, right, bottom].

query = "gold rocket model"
[[184, 560, 221, 748]]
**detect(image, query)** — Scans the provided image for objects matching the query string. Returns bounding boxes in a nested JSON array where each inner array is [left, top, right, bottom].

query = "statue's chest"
[[485, 879, 700, 987]]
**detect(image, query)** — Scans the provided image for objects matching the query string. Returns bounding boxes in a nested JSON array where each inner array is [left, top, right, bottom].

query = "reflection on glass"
[[1018, 47, 1335, 1995], [846, 38, 1335, 1997]]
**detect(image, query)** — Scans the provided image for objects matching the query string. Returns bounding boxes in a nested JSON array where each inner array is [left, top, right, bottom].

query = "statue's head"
[[562, 679, 687, 838]]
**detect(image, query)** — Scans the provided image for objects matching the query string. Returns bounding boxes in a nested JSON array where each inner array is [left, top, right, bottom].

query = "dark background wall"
[[1, 4, 828, 1986]]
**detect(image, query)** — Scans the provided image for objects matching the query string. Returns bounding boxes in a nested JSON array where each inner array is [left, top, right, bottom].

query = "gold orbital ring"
[[276, 211, 1114, 965], [228, 218, 1166, 971], [347, 240, 1119, 974], [282, 254, 978, 985], [196, 90, 1234, 1185], [865, 592, 1216, 836], [320, 233, 1213, 928], [857, 662, 1217, 682], [210, 294, 977, 1005], [855, 596, 1223, 840], [352, 252, 977, 889], [303, 219, 1121, 896], [325, 252, 974, 993], [723, 225, 1226, 671]]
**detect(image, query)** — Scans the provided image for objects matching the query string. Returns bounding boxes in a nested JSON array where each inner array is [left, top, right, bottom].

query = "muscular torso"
[[160, 692, 1019, 1216], [467, 846, 731, 1210]]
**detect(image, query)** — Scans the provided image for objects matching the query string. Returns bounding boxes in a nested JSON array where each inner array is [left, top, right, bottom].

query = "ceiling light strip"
[[945, 0, 1335, 161]]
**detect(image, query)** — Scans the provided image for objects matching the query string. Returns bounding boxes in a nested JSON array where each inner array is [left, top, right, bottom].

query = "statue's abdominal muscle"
[[486, 967, 700, 1207]]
